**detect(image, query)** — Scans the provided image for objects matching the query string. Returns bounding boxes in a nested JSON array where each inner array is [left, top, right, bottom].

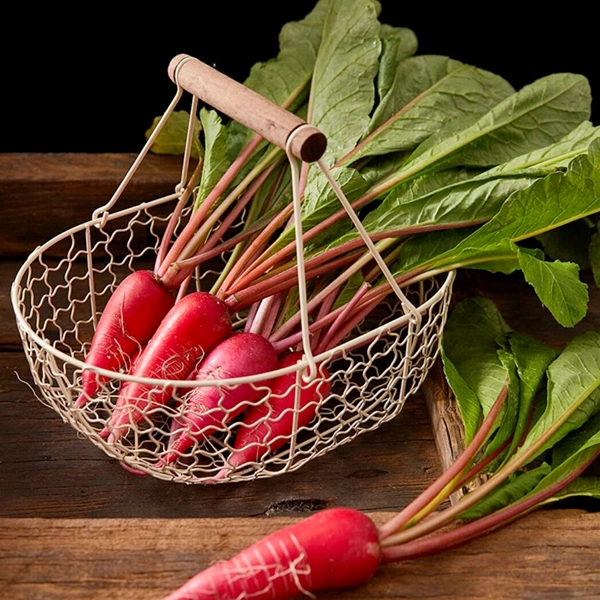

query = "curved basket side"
[[12, 198, 455, 484]]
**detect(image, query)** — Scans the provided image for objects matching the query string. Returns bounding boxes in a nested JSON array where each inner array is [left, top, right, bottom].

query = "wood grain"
[[168, 55, 327, 162], [0, 346, 443, 518], [0, 153, 183, 257], [2, 153, 600, 599], [1, 511, 599, 600]]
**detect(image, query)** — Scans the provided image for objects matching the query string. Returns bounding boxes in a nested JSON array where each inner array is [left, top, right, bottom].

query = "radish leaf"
[[355, 57, 514, 161], [458, 463, 552, 520], [536, 219, 594, 269], [441, 297, 510, 420], [440, 349, 483, 445], [376, 24, 418, 101], [517, 252, 588, 327], [309, 0, 382, 166], [517, 331, 600, 463], [543, 477, 600, 504], [195, 109, 230, 208], [145, 110, 202, 159], [380, 72, 590, 195], [502, 332, 559, 461]]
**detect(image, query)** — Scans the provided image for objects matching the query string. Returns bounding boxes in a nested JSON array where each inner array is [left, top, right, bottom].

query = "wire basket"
[[11, 55, 455, 484]]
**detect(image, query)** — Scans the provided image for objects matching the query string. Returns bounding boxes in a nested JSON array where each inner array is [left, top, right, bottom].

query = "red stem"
[[380, 450, 599, 563], [314, 296, 381, 354], [456, 437, 511, 489], [217, 203, 294, 299], [314, 283, 371, 354], [154, 159, 203, 273], [157, 134, 263, 281], [378, 382, 508, 540], [225, 250, 363, 313]]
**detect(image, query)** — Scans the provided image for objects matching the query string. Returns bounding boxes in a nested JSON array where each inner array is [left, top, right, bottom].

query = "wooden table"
[[1, 153, 599, 599]]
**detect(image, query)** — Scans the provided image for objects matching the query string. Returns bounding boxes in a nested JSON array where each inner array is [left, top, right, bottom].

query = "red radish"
[[104, 291, 232, 442], [222, 351, 331, 476], [163, 507, 380, 600], [76, 270, 175, 407], [162, 332, 278, 464]]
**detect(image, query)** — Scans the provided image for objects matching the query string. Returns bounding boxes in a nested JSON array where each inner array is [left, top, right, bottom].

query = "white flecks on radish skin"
[[103, 291, 232, 442], [161, 332, 279, 465], [219, 351, 331, 478], [76, 270, 175, 407], [162, 507, 381, 600]]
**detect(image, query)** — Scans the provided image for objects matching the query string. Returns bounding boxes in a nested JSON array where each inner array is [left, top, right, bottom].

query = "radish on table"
[[163, 507, 381, 600]]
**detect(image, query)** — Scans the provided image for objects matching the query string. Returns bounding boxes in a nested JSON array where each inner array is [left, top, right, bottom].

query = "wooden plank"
[[0, 153, 184, 257], [0, 348, 442, 518], [1, 511, 599, 599]]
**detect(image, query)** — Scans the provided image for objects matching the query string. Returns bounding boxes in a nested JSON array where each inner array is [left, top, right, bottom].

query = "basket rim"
[[11, 200, 456, 388]]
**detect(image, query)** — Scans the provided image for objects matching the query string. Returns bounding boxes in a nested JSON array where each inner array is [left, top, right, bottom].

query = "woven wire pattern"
[[13, 198, 454, 484]]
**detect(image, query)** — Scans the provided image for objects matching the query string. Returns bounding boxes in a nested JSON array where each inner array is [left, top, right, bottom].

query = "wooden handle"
[[168, 54, 327, 163]]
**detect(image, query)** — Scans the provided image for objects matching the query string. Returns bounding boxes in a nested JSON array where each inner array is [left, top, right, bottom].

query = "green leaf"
[[356, 150, 411, 188], [551, 411, 600, 468], [271, 166, 369, 253], [309, 0, 382, 165], [541, 477, 600, 504], [227, 0, 328, 151], [517, 331, 600, 463], [343, 124, 600, 247], [458, 463, 552, 520], [483, 349, 521, 464], [441, 348, 483, 445], [536, 219, 594, 269], [195, 109, 230, 208], [392, 73, 591, 184], [517, 250, 588, 327], [145, 110, 202, 159], [361, 171, 538, 239], [376, 24, 418, 101], [442, 297, 510, 420], [527, 413, 600, 504], [502, 332, 559, 461], [392, 228, 477, 276], [398, 140, 600, 322], [354, 56, 514, 161], [333, 270, 366, 309], [488, 120, 600, 177]]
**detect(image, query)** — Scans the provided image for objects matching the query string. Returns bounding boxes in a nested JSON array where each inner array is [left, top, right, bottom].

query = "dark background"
[[3, 3, 597, 153]]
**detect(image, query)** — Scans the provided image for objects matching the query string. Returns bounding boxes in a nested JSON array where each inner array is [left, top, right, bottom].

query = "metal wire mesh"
[[12, 191, 454, 484]]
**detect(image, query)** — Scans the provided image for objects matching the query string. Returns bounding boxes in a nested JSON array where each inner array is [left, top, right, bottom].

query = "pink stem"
[[309, 287, 341, 352], [157, 134, 263, 281], [243, 301, 260, 334], [378, 383, 508, 540], [314, 296, 380, 354], [314, 283, 371, 354], [225, 250, 363, 314], [247, 294, 283, 338], [380, 450, 598, 563], [217, 206, 294, 299], [199, 163, 276, 256], [154, 160, 204, 273]]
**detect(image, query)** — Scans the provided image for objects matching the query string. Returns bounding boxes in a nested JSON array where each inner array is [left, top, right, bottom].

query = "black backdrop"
[[3, 2, 597, 153]]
